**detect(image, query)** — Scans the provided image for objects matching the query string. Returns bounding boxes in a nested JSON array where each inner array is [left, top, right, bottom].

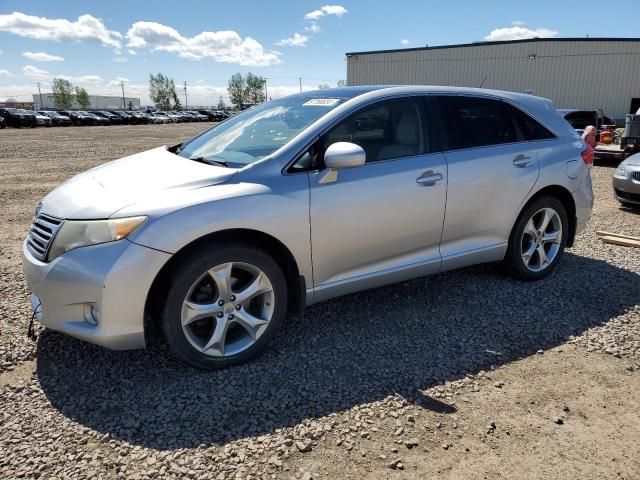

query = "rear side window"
[[437, 96, 517, 150], [506, 104, 556, 141]]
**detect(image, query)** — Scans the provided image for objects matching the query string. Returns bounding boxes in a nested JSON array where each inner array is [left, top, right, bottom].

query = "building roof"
[[345, 37, 640, 57]]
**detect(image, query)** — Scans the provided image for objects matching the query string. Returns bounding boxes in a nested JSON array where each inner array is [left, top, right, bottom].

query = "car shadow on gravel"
[[36, 252, 640, 450]]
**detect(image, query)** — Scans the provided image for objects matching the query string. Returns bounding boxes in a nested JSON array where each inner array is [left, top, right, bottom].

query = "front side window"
[[437, 96, 518, 150], [177, 96, 344, 167], [322, 98, 427, 163]]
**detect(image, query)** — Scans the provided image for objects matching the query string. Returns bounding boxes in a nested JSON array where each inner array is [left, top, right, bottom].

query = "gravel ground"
[[1, 125, 639, 479]]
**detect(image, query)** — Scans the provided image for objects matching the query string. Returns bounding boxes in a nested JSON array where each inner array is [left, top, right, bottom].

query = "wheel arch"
[[514, 185, 577, 248], [144, 228, 304, 342]]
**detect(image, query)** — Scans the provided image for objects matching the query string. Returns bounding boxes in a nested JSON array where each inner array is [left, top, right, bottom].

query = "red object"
[[582, 145, 594, 166], [600, 130, 614, 144]]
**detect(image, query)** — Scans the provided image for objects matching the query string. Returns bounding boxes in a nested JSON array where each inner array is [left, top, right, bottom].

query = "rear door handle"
[[416, 171, 443, 186], [513, 154, 534, 168]]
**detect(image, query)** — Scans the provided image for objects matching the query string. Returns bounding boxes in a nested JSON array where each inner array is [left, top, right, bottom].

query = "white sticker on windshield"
[[303, 98, 341, 107]]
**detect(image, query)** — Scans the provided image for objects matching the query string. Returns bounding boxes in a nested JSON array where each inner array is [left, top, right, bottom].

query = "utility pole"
[[36, 82, 43, 109], [183, 81, 188, 108], [120, 81, 126, 109], [299, 77, 302, 93]]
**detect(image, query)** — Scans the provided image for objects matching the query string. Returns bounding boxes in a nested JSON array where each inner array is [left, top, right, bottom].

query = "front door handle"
[[513, 154, 534, 168], [416, 171, 443, 186]]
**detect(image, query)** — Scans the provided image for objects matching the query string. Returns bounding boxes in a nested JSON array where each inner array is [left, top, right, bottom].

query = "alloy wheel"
[[520, 207, 563, 272], [181, 262, 275, 357]]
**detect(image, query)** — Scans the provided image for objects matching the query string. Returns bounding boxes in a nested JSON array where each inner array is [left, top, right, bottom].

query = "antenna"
[[479, 74, 488, 88]]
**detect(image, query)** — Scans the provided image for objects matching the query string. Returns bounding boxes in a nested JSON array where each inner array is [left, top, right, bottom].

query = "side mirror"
[[324, 142, 366, 170]]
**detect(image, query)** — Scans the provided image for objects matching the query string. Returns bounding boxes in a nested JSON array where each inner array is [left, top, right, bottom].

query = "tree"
[[75, 87, 90, 110], [337, 79, 346, 87], [171, 87, 182, 110], [245, 73, 265, 104], [318, 83, 330, 89], [227, 73, 246, 107], [217, 96, 226, 110], [52, 78, 75, 109], [149, 73, 177, 110]]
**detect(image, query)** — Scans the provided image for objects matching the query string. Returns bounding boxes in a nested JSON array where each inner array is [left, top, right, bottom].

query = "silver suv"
[[23, 86, 594, 369]]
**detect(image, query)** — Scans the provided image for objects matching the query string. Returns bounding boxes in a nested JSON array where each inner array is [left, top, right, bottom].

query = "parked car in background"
[[148, 112, 170, 124], [0, 116, 6, 129], [557, 109, 616, 131], [38, 111, 71, 127], [78, 111, 107, 126], [91, 111, 123, 125], [60, 110, 93, 126], [110, 111, 134, 124], [166, 111, 184, 123], [128, 111, 150, 124], [34, 112, 53, 127], [0, 108, 37, 128], [188, 111, 209, 122], [612, 153, 640, 208], [23, 86, 593, 370], [153, 111, 175, 123]]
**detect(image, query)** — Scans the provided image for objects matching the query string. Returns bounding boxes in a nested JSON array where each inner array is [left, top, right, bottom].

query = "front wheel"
[[162, 244, 287, 370], [503, 196, 568, 281]]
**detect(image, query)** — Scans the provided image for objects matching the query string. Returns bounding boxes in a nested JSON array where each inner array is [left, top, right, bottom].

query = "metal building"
[[346, 38, 640, 121], [33, 93, 141, 111]]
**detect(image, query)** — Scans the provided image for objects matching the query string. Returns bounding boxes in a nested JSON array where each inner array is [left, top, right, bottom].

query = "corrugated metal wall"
[[347, 40, 640, 120]]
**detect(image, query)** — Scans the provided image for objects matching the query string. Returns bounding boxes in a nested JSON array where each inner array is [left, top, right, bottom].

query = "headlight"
[[48, 216, 147, 261], [615, 164, 626, 177]]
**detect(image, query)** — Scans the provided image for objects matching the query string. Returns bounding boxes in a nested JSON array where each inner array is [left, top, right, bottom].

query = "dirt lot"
[[1, 125, 639, 480]]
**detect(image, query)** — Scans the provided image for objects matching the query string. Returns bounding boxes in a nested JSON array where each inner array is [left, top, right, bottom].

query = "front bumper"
[[22, 238, 171, 350], [613, 167, 640, 205]]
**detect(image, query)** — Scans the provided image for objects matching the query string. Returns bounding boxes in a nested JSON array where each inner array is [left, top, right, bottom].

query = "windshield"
[[176, 96, 344, 167]]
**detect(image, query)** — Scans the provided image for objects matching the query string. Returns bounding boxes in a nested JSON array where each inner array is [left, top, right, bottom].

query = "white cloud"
[[113, 56, 128, 63], [484, 24, 558, 41], [21, 51, 65, 62], [275, 33, 308, 47], [22, 65, 50, 80], [304, 5, 348, 20], [400, 39, 412, 46], [305, 23, 321, 33], [511, 20, 525, 26], [127, 49, 137, 55], [126, 21, 280, 66], [0, 69, 10, 76], [21, 65, 102, 85], [0, 11, 122, 48], [107, 77, 129, 87]]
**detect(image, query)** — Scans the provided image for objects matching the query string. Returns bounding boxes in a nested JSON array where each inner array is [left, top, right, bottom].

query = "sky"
[[0, 0, 638, 107]]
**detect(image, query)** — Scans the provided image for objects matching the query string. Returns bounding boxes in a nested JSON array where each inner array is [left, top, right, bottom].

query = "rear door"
[[434, 95, 543, 259]]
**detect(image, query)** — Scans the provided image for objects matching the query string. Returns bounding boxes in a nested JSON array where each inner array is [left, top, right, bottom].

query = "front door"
[[306, 97, 447, 300]]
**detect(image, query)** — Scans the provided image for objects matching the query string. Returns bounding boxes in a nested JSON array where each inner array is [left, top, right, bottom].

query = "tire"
[[162, 244, 288, 370], [503, 196, 568, 281]]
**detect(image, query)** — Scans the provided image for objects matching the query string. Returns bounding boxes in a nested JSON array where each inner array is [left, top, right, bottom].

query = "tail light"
[[581, 146, 594, 167]]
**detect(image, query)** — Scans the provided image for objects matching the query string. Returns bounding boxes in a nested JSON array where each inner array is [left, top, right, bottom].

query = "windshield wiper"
[[188, 156, 228, 168]]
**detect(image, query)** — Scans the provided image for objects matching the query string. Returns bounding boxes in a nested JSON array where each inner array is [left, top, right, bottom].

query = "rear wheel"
[[162, 244, 287, 369], [504, 196, 568, 281]]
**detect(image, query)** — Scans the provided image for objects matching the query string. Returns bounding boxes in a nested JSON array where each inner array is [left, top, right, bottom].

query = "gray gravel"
[[1, 126, 639, 479]]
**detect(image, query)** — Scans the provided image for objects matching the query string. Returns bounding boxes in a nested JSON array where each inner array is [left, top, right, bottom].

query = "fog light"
[[83, 303, 100, 326]]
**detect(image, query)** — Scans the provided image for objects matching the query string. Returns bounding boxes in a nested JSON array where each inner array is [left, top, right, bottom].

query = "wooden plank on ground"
[[598, 235, 640, 248], [596, 231, 640, 241]]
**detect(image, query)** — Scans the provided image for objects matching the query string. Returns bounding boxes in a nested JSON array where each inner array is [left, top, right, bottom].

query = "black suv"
[[0, 108, 37, 128]]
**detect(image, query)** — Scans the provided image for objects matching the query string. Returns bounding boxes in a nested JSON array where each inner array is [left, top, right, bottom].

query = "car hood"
[[40, 146, 236, 219], [622, 153, 640, 166]]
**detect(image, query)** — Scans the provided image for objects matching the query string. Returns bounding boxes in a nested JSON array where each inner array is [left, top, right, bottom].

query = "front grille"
[[27, 214, 64, 261], [632, 171, 640, 182]]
